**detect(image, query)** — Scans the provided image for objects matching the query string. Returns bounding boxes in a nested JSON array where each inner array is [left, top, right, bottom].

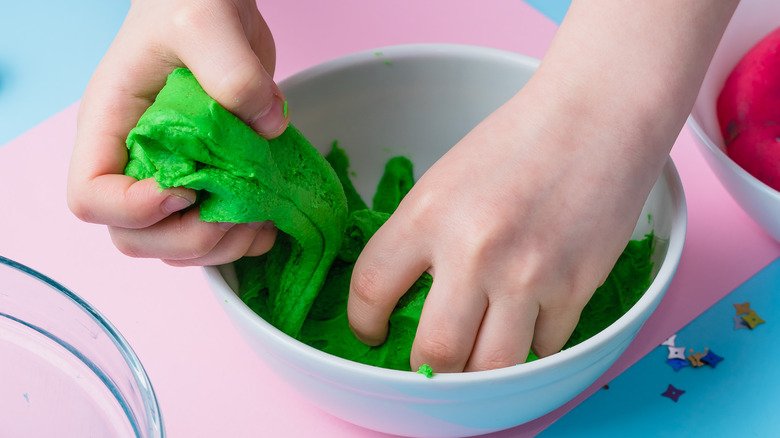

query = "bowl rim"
[[0, 255, 165, 437], [280, 42, 544, 92], [686, 114, 780, 203], [208, 42, 688, 386]]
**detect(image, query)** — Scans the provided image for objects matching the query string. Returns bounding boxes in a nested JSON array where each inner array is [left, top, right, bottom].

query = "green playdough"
[[125, 68, 347, 338], [125, 68, 655, 372]]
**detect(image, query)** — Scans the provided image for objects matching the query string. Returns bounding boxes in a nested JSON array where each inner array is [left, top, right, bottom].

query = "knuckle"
[[214, 63, 269, 116], [401, 188, 438, 231], [472, 352, 515, 371], [169, 1, 220, 35], [176, 228, 218, 260], [108, 229, 142, 259], [66, 194, 94, 224], [350, 263, 385, 307], [415, 336, 461, 367]]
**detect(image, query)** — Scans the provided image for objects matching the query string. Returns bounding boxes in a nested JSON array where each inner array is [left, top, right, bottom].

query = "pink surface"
[[1, 1, 778, 437]]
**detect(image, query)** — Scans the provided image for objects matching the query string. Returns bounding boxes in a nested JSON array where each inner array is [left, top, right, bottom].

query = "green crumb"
[[283, 100, 288, 118], [373, 51, 391, 65], [647, 213, 652, 223], [417, 364, 434, 378]]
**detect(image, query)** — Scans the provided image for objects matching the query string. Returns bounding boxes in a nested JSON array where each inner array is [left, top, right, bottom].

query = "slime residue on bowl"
[[125, 68, 656, 372]]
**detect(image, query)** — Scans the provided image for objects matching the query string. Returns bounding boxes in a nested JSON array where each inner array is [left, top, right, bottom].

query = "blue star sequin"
[[666, 358, 690, 371], [700, 350, 724, 368]]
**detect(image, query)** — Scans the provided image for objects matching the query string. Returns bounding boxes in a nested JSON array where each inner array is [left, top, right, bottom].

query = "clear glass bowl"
[[0, 256, 164, 437]]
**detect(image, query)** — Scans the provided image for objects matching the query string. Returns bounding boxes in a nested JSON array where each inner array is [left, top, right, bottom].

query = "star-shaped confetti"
[[733, 302, 751, 316], [700, 350, 724, 368], [661, 334, 677, 347], [666, 358, 690, 372], [733, 316, 750, 330], [687, 352, 705, 368], [741, 310, 766, 329], [667, 346, 687, 360], [661, 384, 685, 402]]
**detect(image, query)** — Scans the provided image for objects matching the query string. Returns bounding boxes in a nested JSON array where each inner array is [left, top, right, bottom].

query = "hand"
[[346, 0, 738, 373], [346, 81, 660, 372], [67, 0, 288, 266]]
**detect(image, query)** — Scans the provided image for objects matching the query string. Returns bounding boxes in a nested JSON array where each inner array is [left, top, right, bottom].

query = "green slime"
[[125, 68, 655, 371], [125, 68, 348, 338]]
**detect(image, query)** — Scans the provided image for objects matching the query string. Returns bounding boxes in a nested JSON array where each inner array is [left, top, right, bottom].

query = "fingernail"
[[162, 194, 193, 214], [250, 96, 288, 136]]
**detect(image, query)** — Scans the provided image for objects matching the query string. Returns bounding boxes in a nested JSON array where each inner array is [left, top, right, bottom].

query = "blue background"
[[0, 1, 129, 145], [9, 2, 778, 435]]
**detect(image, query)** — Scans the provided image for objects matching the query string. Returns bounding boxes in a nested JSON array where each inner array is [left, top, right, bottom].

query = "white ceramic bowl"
[[205, 44, 686, 437], [688, 0, 780, 242]]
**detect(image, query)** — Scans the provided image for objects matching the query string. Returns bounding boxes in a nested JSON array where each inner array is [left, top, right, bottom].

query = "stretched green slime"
[[125, 68, 348, 338], [125, 69, 655, 371]]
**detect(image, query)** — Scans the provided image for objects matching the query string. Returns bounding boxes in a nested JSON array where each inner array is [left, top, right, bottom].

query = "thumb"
[[171, 4, 289, 138], [67, 174, 197, 229]]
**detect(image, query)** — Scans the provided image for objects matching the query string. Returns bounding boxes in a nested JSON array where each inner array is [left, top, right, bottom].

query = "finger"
[[531, 301, 584, 358], [68, 176, 196, 228], [348, 217, 431, 346], [163, 221, 277, 267], [68, 20, 192, 229], [169, 3, 288, 138], [464, 294, 538, 371], [410, 274, 487, 373], [245, 222, 278, 256], [109, 207, 229, 261], [232, 3, 277, 75]]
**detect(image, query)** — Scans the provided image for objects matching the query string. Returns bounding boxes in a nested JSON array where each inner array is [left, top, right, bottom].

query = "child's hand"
[[347, 0, 739, 372], [67, 0, 288, 266], [347, 83, 659, 372]]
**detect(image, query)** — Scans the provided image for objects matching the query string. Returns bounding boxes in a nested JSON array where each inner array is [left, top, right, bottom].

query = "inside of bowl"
[[219, 44, 684, 346], [691, 0, 780, 153], [281, 45, 539, 203], [281, 44, 678, 294], [634, 162, 680, 282]]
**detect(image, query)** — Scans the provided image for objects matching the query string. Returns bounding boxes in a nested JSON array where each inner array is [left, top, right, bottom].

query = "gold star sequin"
[[741, 310, 766, 329]]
